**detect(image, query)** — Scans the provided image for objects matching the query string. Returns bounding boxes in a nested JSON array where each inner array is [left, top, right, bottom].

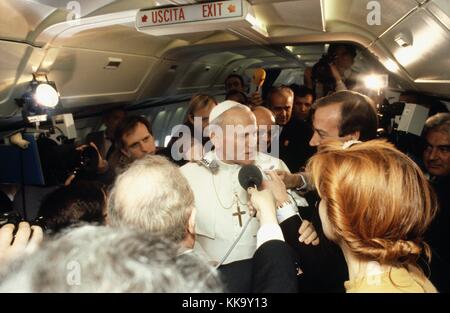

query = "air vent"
[[104, 57, 122, 69]]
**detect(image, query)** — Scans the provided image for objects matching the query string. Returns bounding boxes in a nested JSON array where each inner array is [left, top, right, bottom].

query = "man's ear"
[[209, 130, 218, 147], [351, 130, 361, 141], [343, 131, 360, 142], [187, 207, 196, 235]]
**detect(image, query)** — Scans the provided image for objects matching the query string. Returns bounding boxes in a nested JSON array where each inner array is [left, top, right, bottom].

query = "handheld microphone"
[[252, 68, 266, 92], [238, 164, 263, 190], [249, 68, 266, 95], [238, 165, 264, 220]]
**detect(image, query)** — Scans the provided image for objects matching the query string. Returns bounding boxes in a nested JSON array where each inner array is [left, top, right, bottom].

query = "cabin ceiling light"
[[394, 33, 412, 47], [383, 59, 400, 73], [285, 46, 294, 53], [363, 74, 388, 90], [34, 83, 59, 108]]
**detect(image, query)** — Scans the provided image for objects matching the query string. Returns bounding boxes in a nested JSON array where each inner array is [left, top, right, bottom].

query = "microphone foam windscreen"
[[252, 68, 266, 86], [238, 165, 263, 190]]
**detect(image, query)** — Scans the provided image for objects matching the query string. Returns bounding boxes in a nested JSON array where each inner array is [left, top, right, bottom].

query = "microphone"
[[249, 68, 266, 96], [252, 68, 266, 92], [238, 164, 263, 190], [197, 154, 219, 174]]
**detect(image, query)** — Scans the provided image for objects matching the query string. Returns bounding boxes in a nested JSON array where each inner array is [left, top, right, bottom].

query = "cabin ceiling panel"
[[46, 47, 157, 108], [0, 0, 56, 41], [324, 0, 418, 39], [379, 7, 450, 81]]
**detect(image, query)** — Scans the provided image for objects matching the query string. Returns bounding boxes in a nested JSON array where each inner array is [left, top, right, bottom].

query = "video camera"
[[37, 134, 99, 186], [378, 100, 406, 134], [311, 44, 357, 96], [377, 100, 430, 160], [0, 211, 46, 231], [311, 53, 337, 89]]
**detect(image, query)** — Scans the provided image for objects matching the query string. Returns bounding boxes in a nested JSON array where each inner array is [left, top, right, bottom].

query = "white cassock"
[[180, 150, 308, 264]]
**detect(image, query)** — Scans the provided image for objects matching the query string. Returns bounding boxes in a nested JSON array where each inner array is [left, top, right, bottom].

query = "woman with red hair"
[[305, 140, 437, 292], [253, 139, 438, 292]]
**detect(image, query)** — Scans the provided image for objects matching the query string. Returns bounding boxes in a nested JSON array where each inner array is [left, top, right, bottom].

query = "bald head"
[[252, 106, 275, 127], [252, 106, 276, 151]]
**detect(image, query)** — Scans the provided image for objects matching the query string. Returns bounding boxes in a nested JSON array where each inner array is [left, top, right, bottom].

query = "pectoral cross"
[[232, 201, 246, 227]]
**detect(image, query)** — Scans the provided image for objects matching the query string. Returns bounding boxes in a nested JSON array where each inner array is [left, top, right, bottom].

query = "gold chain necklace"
[[212, 173, 247, 210]]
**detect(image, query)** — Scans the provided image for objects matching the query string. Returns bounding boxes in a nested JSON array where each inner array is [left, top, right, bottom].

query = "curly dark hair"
[[38, 181, 106, 233]]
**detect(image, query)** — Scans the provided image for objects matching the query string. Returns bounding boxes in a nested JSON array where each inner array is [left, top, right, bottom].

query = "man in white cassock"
[[180, 101, 312, 265]]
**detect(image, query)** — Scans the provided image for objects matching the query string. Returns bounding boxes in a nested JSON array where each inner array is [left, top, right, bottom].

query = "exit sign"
[[137, 0, 244, 28], [136, 0, 267, 37]]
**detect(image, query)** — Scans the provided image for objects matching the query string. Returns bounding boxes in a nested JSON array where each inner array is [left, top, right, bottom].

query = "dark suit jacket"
[[279, 119, 316, 172], [425, 175, 450, 292], [280, 212, 349, 292], [218, 240, 299, 293]]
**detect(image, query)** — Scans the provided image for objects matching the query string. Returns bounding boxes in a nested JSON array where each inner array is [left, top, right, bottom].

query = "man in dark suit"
[[107, 154, 318, 292], [85, 107, 126, 160], [267, 86, 315, 172], [422, 113, 450, 292], [272, 91, 380, 291]]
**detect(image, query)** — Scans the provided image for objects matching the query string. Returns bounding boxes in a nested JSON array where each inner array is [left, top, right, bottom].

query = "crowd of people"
[[0, 44, 449, 293]]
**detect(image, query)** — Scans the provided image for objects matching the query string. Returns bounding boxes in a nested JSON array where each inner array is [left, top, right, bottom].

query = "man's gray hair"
[[0, 225, 222, 292], [424, 113, 450, 138], [108, 155, 194, 243]]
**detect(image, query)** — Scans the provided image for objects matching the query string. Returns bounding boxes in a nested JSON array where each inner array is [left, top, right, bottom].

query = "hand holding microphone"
[[249, 68, 266, 106], [238, 165, 278, 224], [239, 166, 320, 246], [252, 68, 266, 92], [247, 188, 278, 225]]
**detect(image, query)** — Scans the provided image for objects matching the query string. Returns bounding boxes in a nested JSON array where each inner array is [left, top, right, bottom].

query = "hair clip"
[[342, 140, 362, 150]]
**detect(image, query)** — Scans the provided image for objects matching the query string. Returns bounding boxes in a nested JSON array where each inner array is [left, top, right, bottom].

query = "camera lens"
[[79, 146, 99, 174], [0, 211, 22, 227]]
